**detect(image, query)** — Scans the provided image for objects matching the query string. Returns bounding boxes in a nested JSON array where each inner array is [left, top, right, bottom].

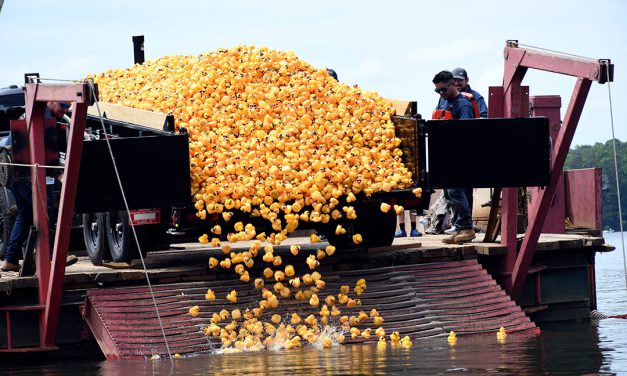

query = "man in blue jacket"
[[432, 71, 476, 244], [451, 67, 488, 118]]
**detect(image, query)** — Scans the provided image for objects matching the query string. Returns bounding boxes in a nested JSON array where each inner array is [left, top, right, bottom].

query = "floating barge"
[[0, 232, 611, 359]]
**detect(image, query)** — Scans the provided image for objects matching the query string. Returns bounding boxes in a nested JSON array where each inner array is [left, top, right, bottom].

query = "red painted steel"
[[44, 100, 88, 345], [6, 82, 92, 353], [22, 95, 52, 318], [84, 259, 536, 359], [564, 168, 603, 230], [529, 95, 565, 234], [510, 78, 593, 298], [498, 41, 612, 298]]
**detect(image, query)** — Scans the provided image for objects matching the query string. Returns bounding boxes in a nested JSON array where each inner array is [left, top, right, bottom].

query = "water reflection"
[[93, 325, 608, 376], [4, 318, 624, 375]]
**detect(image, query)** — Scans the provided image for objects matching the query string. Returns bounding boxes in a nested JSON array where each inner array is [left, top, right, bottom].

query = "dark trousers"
[[5, 180, 33, 264], [444, 188, 473, 230], [5, 179, 58, 265]]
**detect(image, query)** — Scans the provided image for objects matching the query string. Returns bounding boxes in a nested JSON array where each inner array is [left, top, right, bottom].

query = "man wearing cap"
[[431, 71, 476, 244], [1, 101, 77, 272], [448, 68, 488, 118]]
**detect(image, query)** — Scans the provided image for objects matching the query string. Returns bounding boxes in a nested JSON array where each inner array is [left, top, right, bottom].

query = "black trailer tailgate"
[[425, 117, 550, 188], [75, 118, 190, 213]]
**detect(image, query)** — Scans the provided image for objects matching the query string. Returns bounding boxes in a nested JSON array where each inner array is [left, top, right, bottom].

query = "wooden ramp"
[[83, 259, 538, 359]]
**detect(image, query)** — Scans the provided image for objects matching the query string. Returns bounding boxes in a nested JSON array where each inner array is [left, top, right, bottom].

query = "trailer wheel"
[[0, 149, 13, 188], [0, 187, 16, 260], [105, 211, 151, 263], [82, 212, 109, 266]]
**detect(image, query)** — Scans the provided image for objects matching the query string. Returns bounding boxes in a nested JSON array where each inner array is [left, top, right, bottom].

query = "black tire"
[[82, 212, 110, 266], [105, 210, 153, 263], [0, 148, 13, 188], [0, 187, 16, 260]]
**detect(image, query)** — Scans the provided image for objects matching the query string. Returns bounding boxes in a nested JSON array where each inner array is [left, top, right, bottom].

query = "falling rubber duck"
[[188, 305, 200, 317], [447, 331, 457, 345]]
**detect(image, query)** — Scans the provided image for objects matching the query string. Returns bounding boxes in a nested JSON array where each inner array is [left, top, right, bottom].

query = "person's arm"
[[476, 96, 488, 118]]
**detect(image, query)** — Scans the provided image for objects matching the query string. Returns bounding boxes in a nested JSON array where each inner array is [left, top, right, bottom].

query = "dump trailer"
[[74, 99, 550, 264]]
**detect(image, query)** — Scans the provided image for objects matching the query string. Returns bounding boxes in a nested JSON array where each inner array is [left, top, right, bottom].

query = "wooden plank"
[[87, 102, 169, 130], [387, 99, 417, 117]]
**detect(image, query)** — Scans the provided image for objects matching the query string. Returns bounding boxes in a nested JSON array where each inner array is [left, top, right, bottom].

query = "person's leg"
[[3, 181, 33, 270], [409, 211, 422, 237], [442, 188, 475, 244], [395, 213, 406, 237]]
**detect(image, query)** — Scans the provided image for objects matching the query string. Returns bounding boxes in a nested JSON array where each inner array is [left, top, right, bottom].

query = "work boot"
[[395, 229, 407, 238], [442, 229, 476, 244], [410, 228, 423, 237], [66, 255, 78, 267], [1, 261, 21, 272]]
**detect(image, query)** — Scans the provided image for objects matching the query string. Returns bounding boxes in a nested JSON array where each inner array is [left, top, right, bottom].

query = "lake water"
[[6, 232, 627, 375]]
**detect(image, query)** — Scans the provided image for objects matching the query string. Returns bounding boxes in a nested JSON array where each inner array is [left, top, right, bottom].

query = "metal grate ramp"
[[83, 259, 538, 359]]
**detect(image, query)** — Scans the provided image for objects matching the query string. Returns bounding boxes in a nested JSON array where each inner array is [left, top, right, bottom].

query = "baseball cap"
[[451, 68, 468, 80], [59, 102, 70, 110]]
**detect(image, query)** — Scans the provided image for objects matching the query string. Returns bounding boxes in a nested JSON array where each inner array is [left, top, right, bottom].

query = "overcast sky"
[[1, 0, 624, 147]]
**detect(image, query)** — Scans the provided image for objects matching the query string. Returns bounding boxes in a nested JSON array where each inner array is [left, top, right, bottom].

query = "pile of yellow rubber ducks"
[[90, 45, 420, 247]]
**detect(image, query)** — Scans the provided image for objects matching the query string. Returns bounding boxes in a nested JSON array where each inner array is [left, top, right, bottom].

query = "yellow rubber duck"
[[447, 331, 457, 345], [226, 290, 237, 303], [188, 305, 200, 317], [497, 327, 507, 342], [321, 336, 333, 348], [400, 336, 412, 348], [390, 331, 401, 346], [377, 336, 387, 349], [205, 289, 216, 300]]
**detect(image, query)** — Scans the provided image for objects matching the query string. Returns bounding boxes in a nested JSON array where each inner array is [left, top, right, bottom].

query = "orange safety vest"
[[432, 93, 480, 120], [461, 92, 481, 119]]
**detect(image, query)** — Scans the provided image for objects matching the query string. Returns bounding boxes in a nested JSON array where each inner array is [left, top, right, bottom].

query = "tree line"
[[565, 139, 626, 231]]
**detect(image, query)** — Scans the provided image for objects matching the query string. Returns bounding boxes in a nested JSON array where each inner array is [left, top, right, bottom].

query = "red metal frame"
[[528, 96, 565, 234], [494, 41, 612, 297], [6, 82, 91, 351]]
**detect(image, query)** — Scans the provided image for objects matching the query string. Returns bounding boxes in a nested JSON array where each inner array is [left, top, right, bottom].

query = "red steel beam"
[[498, 41, 612, 297], [505, 42, 609, 83], [509, 78, 592, 297], [22, 82, 92, 348], [83, 295, 122, 360], [43, 100, 88, 346], [23, 88, 53, 342]]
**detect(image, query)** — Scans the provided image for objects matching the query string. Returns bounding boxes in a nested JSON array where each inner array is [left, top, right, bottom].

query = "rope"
[[86, 80, 174, 364], [0, 162, 64, 169], [25, 77, 82, 84], [515, 42, 598, 61], [605, 64, 627, 296]]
